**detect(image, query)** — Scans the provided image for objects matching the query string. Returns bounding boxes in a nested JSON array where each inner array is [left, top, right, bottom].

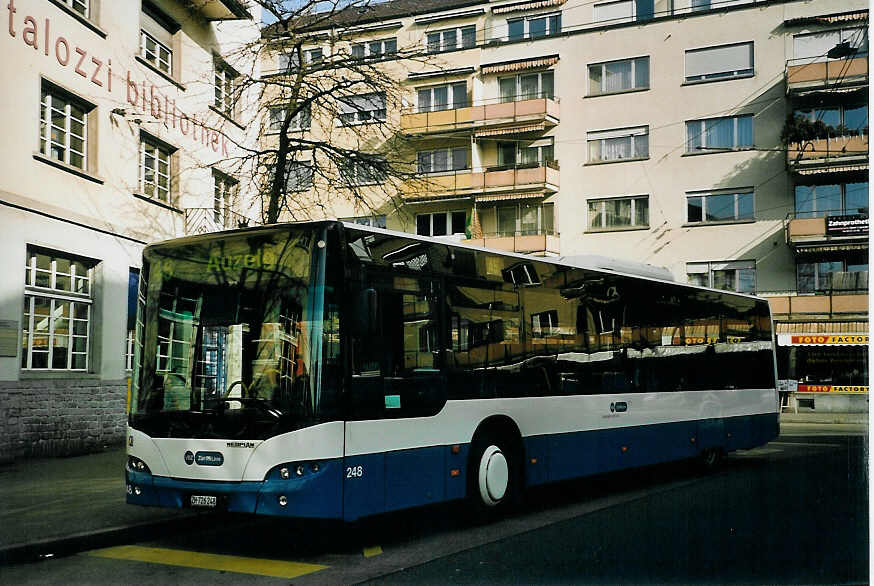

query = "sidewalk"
[[0, 446, 198, 565], [0, 411, 868, 565]]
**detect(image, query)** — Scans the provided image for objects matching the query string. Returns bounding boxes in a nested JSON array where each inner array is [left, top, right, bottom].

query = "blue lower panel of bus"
[[127, 414, 776, 520]]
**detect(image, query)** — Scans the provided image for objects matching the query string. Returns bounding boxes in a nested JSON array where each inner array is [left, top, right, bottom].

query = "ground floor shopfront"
[[775, 322, 869, 413]]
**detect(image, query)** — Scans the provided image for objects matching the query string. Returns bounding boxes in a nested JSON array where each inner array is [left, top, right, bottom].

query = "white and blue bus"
[[126, 220, 779, 520]]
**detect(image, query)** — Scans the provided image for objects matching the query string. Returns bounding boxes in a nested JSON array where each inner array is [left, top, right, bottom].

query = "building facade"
[[0, 0, 260, 459], [264, 0, 868, 412]]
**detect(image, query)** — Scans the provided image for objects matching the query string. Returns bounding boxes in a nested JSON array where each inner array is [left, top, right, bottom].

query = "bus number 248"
[[346, 466, 364, 478]]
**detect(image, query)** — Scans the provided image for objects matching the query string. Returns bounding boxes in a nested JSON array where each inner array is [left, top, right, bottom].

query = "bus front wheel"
[[467, 434, 518, 519]]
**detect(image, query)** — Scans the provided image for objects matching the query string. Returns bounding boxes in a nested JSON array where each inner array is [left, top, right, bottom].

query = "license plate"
[[190, 495, 217, 508]]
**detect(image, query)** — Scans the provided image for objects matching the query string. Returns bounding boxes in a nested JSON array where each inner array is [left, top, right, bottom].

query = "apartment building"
[[0, 0, 260, 458], [262, 0, 868, 412]]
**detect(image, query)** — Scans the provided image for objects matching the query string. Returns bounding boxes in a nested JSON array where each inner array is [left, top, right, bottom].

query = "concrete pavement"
[[0, 411, 867, 565]]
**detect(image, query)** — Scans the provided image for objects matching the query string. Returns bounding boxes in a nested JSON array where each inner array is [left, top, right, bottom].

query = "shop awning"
[[776, 321, 869, 345], [796, 164, 868, 176], [492, 0, 567, 15], [475, 190, 546, 202], [784, 10, 868, 26], [474, 123, 546, 138], [481, 55, 559, 75]]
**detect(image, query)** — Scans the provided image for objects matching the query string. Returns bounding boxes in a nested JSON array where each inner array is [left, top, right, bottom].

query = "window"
[[140, 2, 179, 76], [795, 182, 868, 218], [797, 259, 868, 293], [687, 189, 754, 223], [39, 84, 90, 171], [342, 215, 387, 228], [417, 211, 467, 236], [587, 126, 649, 162], [22, 247, 95, 370], [588, 57, 649, 95], [531, 310, 559, 338], [687, 260, 756, 294], [213, 170, 238, 227], [284, 160, 313, 191], [497, 139, 554, 167], [507, 13, 561, 41], [499, 71, 554, 102], [686, 115, 753, 152], [268, 103, 312, 132], [278, 47, 324, 72], [340, 156, 387, 185], [417, 147, 468, 173], [593, 0, 652, 23], [61, 0, 88, 17], [352, 38, 397, 59], [495, 202, 554, 236], [685, 42, 754, 82], [793, 105, 868, 136], [125, 268, 140, 371], [793, 27, 868, 62], [214, 59, 238, 116], [691, 0, 710, 11], [588, 196, 649, 230], [427, 26, 475, 53], [339, 92, 386, 125], [417, 82, 467, 112], [139, 134, 174, 202]]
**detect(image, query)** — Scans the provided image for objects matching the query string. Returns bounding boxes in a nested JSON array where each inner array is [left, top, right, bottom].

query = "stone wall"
[[0, 378, 128, 461]]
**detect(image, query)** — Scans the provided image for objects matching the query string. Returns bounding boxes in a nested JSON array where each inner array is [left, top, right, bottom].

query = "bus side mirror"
[[356, 288, 378, 336]]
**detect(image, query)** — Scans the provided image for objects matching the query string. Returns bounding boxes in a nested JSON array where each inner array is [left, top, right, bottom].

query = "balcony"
[[786, 212, 869, 247], [186, 0, 251, 20], [466, 231, 560, 255], [400, 97, 559, 136], [787, 135, 868, 173], [400, 162, 560, 202], [785, 56, 868, 94], [761, 289, 868, 319], [185, 208, 255, 235]]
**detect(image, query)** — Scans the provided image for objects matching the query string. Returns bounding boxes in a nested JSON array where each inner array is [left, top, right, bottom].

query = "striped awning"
[[776, 321, 868, 334], [795, 244, 868, 254], [481, 55, 559, 75], [474, 123, 546, 138], [797, 164, 868, 176], [475, 190, 546, 202], [492, 0, 566, 15], [784, 10, 868, 26]]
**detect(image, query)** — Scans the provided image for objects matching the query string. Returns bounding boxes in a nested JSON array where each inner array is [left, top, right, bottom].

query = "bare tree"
[[215, 0, 446, 226]]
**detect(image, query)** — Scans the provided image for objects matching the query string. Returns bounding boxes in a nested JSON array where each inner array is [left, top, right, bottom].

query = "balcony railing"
[[787, 135, 868, 171], [400, 162, 560, 201], [185, 208, 256, 235], [785, 211, 869, 245], [759, 288, 868, 317], [466, 231, 560, 255], [785, 56, 868, 93], [400, 97, 559, 135]]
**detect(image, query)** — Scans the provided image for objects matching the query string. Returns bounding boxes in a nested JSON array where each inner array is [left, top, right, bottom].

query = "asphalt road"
[[1, 423, 867, 585]]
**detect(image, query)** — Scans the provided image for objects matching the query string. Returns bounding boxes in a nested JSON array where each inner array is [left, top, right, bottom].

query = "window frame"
[[498, 70, 555, 103], [284, 159, 314, 192], [22, 247, 95, 371], [416, 82, 468, 113], [140, 29, 172, 75], [417, 147, 469, 174], [212, 169, 239, 227], [426, 26, 476, 53], [686, 260, 756, 294], [587, 126, 649, 163], [139, 133, 175, 203], [684, 41, 754, 83], [685, 114, 754, 153], [494, 201, 555, 236], [587, 195, 649, 231], [794, 182, 869, 218], [507, 12, 561, 41], [416, 211, 468, 237], [792, 27, 868, 62], [214, 58, 239, 118], [686, 189, 755, 224], [339, 155, 387, 186], [268, 103, 312, 133], [351, 37, 397, 59], [338, 92, 387, 125], [587, 56, 650, 96], [60, 0, 89, 18], [39, 84, 92, 172]]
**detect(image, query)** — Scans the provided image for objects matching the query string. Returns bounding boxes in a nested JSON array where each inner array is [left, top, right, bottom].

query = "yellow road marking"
[[87, 546, 327, 579], [363, 545, 383, 558]]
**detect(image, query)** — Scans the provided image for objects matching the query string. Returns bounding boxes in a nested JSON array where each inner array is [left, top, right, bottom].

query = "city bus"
[[125, 220, 779, 520]]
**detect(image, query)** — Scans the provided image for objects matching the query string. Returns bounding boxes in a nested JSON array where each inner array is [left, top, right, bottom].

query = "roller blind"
[[594, 0, 633, 22], [685, 42, 753, 78]]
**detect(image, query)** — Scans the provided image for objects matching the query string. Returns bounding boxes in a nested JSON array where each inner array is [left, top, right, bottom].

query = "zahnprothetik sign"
[[6, 0, 234, 156], [826, 215, 869, 236]]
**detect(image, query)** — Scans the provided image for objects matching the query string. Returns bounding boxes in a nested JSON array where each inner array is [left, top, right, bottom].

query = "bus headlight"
[[280, 467, 290, 480], [128, 456, 151, 474], [295, 464, 305, 477]]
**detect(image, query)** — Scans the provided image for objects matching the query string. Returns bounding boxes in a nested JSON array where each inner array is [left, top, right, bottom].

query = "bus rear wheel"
[[697, 447, 724, 472], [467, 434, 518, 520]]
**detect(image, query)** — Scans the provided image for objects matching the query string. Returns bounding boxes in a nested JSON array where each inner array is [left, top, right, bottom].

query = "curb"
[[0, 513, 208, 566]]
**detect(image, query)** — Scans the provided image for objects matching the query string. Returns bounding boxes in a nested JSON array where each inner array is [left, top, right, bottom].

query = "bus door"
[[344, 273, 448, 519]]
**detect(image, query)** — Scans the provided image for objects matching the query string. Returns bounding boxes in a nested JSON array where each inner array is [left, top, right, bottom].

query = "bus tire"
[[697, 447, 723, 472], [467, 433, 519, 520]]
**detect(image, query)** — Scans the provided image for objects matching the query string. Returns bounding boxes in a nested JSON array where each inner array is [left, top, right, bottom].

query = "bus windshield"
[[129, 226, 339, 439]]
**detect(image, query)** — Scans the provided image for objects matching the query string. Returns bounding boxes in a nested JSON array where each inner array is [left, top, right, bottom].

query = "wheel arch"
[[469, 415, 526, 487]]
